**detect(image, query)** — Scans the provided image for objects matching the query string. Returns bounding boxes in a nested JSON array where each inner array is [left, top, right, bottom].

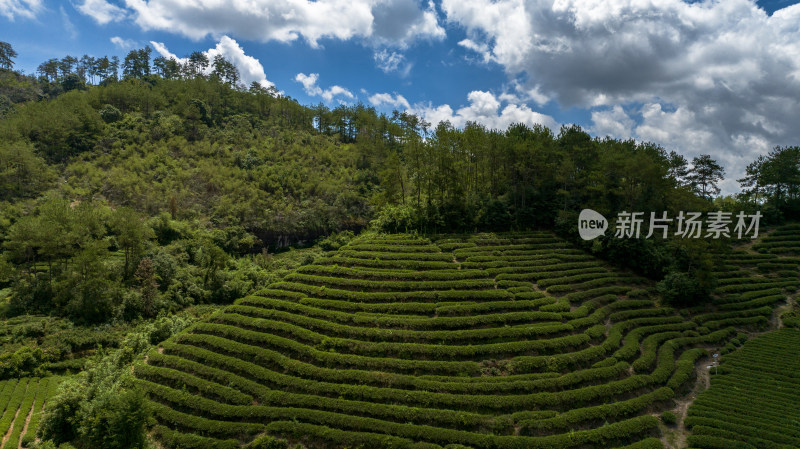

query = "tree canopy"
[[0, 41, 17, 70], [0, 42, 772, 325]]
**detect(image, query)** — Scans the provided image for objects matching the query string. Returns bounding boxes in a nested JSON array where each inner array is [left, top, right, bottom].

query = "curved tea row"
[[0, 377, 61, 449], [686, 329, 800, 449], [138, 231, 794, 449]]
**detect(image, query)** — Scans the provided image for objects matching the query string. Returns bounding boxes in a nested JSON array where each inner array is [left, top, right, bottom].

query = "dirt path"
[[15, 402, 36, 449], [661, 355, 711, 449], [1, 406, 22, 448], [774, 302, 793, 329], [665, 249, 791, 449]]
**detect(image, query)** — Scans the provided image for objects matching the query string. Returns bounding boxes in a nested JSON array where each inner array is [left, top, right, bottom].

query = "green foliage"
[[0, 51, 740, 328], [740, 147, 800, 218], [78, 389, 150, 449], [0, 41, 18, 70], [781, 302, 800, 328], [248, 435, 289, 449], [125, 233, 748, 448], [688, 155, 725, 199], [317, 230, 355, 251], [0, 346, 46, 378], [100, 104, 122, 123], [686, 329, 800, 448], [660, 411, 676, 425], [371, 204, 419, 233], [657, 272, 706, 307], [0, 141, 55, 199], [39, 315, 194, 448], [3, 90, 104, 162]]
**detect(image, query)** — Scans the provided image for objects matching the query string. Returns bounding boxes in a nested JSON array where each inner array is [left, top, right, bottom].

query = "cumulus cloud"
[[0, 0, 42, 20], [409, 90, 558, 132], [295, 73, 354, 103], [369, 92, 410, 109], [590, 105, 635, 139], [444, 0, 800, 193], [457, 38, 489, 62], [633, 103, 765, 194], [149, 41, 180, 61], [371, 0, 445, 46], [74, 0, 444, 48], [151, 36, 275, 88], [373, 49, 412, 76], [75, 0, 126, 25], [110, 36, 137, 50]]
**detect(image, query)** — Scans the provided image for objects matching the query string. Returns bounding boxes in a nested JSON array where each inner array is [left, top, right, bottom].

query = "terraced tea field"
[[0, 377, 61, 449], [136, 230, 800, 449], [685, 329, 800, 449]]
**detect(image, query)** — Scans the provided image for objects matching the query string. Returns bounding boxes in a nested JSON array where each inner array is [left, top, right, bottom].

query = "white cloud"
[[521, 84, 550, 106], [61, 5, 78, 39], [369, 92, 410, 109], [110, 36, 137, 50], [590, 105, 634, 139], [75, 0, 126, 25], [373, 49, 412, 76], [295, 73, 354, 102], [151, 36, 275, 88], [206, 36, 275, 88], [633, 102, 757, 195], [457, 38, 490, 62], [409, 90, 558, 132], [371, 0, 445, 46], [76, 0, 443, 48], [0, 0, 42, 20], [442, 0, 800, 194], [149, 41, 182, 62]]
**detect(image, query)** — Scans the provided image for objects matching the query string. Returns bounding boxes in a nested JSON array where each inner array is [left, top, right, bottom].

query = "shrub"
[[249, 435, 289, 449], [99, 104, 122, 123], [661, 410, 677, 425], [657, 271, 708, 307], [317, 231, 355, 251]]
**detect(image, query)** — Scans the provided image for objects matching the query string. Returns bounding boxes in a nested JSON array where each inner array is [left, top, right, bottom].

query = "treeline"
[[738, 145, 800, 221], [34, 47, 257, 91], [1, 40, 799, 323]]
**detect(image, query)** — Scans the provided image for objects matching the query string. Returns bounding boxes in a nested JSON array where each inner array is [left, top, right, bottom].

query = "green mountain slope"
[[686, 328, 800, 449], [132, 230, 796, 449]]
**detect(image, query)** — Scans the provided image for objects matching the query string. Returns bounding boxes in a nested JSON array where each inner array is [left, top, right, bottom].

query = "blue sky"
[[2, 0, 800, 194]]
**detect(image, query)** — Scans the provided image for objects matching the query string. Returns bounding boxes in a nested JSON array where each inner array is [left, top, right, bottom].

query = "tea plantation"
[[0, 377, 61, 449], [132, 227, 800, 449], [686, 329, 800, 449]]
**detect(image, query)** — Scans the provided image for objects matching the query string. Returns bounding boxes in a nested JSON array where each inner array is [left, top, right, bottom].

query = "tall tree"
[[123, 47, 152, 79], [738, 155, 766, 205], [667, 151, 689, 187], [763, 146, 800, 203], [109, 56, 120, 80], [37, 58, 60, 82], [0, 41, 18, 70], [58, 56, 78, 78], [688, 154, 725, 199], [186, 51, 209, 78], [78, 54, 95, 82], [153, 56, 181, 80], [211, 54, 239, 86], [110, 208, 154, 279]]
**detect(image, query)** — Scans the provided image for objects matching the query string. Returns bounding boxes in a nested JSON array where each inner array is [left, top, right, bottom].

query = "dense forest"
[[2, 41, 800, 325]]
